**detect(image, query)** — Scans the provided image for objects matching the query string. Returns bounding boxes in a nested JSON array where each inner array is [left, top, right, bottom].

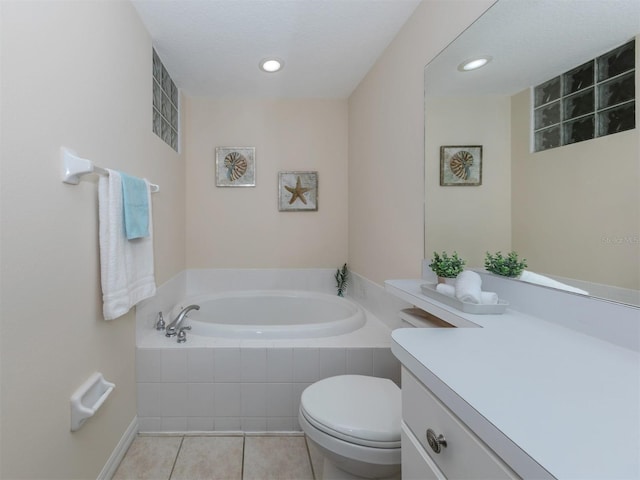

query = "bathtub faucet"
[[165, 305, 200, 337]]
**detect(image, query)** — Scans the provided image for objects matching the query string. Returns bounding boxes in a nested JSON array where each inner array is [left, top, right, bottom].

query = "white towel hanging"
[[98, 170, 156, 320]]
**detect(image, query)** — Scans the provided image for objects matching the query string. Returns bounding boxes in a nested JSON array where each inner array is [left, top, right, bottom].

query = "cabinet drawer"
[[402, 368, 518, 479], [401, 422, 445, 480]]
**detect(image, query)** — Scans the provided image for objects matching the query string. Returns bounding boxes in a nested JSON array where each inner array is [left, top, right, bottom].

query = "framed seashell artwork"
[[215, 146, 256, 187], [440, 145, 482, 186], [278, 171, 318, 211]]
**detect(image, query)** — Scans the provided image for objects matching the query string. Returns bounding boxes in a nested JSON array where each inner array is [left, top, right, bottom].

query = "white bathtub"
[[136, 270, 402, 433], [175, 290, 366, 339]]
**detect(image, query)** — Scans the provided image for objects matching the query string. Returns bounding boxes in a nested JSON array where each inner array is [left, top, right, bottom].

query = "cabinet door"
[[402, 368, 519, 479], [401, 422, 445, 480]]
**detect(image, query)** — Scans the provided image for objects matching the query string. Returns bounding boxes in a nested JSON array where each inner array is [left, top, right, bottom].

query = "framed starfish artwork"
[[278, 171, 318, 211]]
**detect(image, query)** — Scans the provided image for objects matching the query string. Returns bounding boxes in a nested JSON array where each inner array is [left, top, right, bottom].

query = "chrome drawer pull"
[[426, 428, 447, 454]]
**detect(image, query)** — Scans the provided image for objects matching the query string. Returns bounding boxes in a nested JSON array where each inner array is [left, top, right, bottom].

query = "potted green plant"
[[335, 263, 349, 297], [429, 251, 466, 283], [484, 251, 527, 277]]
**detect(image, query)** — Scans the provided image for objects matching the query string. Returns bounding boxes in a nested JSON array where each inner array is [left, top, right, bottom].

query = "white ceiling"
[[132, 0, 421, 99], [426, 0, 640, 96]]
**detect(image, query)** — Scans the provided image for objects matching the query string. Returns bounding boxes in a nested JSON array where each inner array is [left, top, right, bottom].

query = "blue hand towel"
[[120, 172, 149, 240]]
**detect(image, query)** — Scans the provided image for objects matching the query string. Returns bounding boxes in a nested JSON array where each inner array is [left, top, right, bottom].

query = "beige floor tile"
[[170, 436, 244, 480], [113, 436, 182, 480], [243, 436, 314, 480]]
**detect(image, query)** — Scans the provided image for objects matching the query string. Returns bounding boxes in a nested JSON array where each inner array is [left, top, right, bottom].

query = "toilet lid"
[[300, 375, 401, 448]]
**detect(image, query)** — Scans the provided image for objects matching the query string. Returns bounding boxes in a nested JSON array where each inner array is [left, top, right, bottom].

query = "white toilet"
[[298, 375, 401, 480]]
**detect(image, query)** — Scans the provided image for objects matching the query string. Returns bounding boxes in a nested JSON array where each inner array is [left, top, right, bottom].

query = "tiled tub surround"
[[136, 269, 409, 433]]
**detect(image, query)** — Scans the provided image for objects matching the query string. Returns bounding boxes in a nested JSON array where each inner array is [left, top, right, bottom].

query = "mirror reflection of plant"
[[429, 251, 466, 279], [484, 251, 528, 277]]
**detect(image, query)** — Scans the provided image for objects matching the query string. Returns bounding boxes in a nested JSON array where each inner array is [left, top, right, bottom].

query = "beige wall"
[[425, 95, 512, 268], [0, 0, 497, 476], [184, 98, 348, 269], [511, 88, 639, 289], [348, 0, 495, 285], [0, 1, 185, 478]]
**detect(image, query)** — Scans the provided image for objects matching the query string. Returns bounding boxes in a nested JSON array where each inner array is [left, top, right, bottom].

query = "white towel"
[[98, 170, 156, 320], [455, 270, 483, 304], [519, 270, 589, 295], [438, 283, 499, 305], [436, 283, 456, 298], [480, 292, 499, 305]]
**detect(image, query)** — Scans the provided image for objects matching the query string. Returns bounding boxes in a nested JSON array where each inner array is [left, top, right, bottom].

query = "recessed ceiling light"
[[259, 58, 284, 73], [458, 56, 492, 72]]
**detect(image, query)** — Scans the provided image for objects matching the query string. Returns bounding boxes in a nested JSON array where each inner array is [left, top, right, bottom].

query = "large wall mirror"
[[424, 0, 639, 306]]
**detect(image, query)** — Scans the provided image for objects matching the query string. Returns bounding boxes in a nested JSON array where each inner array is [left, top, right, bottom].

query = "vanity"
[[405, 0, 639, 476], [386, 277, 640, 479]]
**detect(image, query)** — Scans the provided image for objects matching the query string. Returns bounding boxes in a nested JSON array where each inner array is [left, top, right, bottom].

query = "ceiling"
[[425, 0, 640, 96], [132, 0, 421, 99]]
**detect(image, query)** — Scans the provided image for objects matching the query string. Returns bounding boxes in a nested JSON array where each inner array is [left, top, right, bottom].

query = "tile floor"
[[113, 434, 316, 480]]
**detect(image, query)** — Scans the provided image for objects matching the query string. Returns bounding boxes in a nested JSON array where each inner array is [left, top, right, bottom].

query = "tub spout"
[[166, 305, 200, 337]]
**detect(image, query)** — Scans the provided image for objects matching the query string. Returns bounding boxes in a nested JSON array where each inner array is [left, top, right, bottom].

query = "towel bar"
[[61, 147, 159, 192]]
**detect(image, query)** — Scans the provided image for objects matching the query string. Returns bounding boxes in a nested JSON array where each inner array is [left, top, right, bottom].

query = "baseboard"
[[97, 416, 138, 480], [137, 430, 303, 437]]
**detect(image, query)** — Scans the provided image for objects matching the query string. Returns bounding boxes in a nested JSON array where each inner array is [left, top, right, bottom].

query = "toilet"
[[298, 375, 401, 480]]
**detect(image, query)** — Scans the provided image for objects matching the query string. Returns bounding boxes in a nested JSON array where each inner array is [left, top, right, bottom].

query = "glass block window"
[[152, 48, 179, 151], [533, 40, 635, 152]]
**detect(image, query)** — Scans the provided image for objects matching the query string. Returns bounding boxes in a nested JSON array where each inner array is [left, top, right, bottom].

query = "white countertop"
[[387, 279, 640, 480]]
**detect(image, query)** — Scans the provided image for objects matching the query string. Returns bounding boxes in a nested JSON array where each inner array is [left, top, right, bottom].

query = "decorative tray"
[[419, 283, 509, 315]]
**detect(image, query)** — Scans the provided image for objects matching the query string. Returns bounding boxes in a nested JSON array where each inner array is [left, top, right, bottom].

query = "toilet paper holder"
[[70, 372, 115, 432]]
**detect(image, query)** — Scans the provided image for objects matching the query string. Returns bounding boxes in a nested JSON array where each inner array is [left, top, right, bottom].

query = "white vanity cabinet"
[[387, 278, 640, 479], [401, 367, 518, 480]]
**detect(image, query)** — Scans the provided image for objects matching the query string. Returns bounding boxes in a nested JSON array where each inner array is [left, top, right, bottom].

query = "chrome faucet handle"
[[177, 326, 191, 343], [155, 312, 165, 331]]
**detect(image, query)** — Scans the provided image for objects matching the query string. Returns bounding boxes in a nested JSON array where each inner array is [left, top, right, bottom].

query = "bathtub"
[[136, 269, 402, 433], [175, 290, 366, 339]]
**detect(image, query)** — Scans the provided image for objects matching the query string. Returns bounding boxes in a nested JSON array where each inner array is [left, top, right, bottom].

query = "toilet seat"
[[299, 375, 401, 449]]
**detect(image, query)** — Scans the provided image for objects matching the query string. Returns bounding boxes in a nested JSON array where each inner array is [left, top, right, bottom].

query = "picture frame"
[[215, 147, 256, 187], [440, 145, 482, 186], [278, 171, 318, 212]]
